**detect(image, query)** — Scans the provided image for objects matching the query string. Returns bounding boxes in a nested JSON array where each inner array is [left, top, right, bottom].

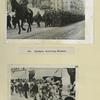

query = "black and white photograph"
[[10, 66, 76, 100], [7, 0, 86, 40]]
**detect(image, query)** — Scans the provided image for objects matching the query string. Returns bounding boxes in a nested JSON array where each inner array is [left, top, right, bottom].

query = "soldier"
[[12, 15, 17, 29], [43, 10, 52, 27], [49, 10, 53, 27], [19, 0, 28, 14], [35, 12, 42, 27], [56, 10, 63, 27], [51, 10, 56, 27], [43, 10, 47, 27], [19, 0, 28, 8]]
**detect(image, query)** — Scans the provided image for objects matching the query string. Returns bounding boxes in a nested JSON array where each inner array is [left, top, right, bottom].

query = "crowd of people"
[[11, 77, 75, 100]]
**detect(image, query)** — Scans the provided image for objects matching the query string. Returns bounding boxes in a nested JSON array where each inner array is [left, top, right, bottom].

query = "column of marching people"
[[11, 78, 64, 100], [7, 9, 85, 30]]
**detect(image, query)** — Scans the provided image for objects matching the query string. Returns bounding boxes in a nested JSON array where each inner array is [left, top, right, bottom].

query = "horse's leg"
[[27, 23, 31, 32], [27, 20, 29, 33], [21, 20, 26, 31], [27, 19, 31, 32], [27, 24, 29, 33], [17, 20, 21, 34], [45, 21, 47, 27], [28, 22, 31, 32], [29, 23, 32, 32]]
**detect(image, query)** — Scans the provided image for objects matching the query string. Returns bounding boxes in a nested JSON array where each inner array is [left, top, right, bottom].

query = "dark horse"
[[10, 0, 33, 34]]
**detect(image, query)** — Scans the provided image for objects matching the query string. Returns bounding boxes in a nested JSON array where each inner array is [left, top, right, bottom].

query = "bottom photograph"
[[10, 66, 76, 100]]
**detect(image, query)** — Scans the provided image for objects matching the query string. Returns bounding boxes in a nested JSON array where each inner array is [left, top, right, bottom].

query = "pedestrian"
[[23, 80, 29, 98], [18, 81, 23, 97], [58, 80, 63, 100], [11, 83, 14, 95], [38, 81, 43, 99], [31, 82, 38, 100], [41, 82, 48, 100], [15, 81, 18, 93]]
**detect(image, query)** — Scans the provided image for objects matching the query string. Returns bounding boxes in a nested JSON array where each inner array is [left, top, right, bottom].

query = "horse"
[[10, 0, 33, 34]]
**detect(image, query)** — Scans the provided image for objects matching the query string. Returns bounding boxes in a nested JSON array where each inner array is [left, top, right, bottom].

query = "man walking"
[[23, 80, 29, 98], [31, 82, 38, 100], [7, 14, 12, 29], [35, 12, 42, 27]]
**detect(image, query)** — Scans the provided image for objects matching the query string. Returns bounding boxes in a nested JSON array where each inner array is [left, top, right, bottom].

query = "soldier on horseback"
[[10, 0, 33, 34], [19, 0, 28, 8], [19, 0, 28, 16]]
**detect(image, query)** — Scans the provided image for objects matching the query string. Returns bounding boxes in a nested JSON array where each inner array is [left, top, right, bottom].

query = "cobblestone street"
[[7, 21, 85, 39]]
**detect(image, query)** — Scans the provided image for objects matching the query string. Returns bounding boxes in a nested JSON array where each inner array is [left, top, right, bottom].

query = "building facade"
[[50, 0, 85, 15], [32, 0, 85, 15]]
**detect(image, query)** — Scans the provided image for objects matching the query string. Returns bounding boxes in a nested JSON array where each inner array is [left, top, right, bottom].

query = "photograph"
[[7, 0, 85, 40], [10, 66, 76, 100]]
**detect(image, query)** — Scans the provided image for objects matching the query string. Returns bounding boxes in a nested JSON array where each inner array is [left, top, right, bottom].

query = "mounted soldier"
[[19, 0, 28, 16], [19, 0, 28, 8], [10, 0, 33, 34]]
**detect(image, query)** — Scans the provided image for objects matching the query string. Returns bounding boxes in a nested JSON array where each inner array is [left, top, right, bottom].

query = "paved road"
[[7, 21, 85, 39], [11, 93, 66, 100]]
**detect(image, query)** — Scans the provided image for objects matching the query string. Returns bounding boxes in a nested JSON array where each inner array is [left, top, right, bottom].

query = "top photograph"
[[7, 0, 91, 41]]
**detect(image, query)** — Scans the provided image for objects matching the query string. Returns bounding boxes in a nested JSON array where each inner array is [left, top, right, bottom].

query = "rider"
[[19, 0, 29, 23], [19, 0, 28, 13], [19, 0, 28, 7]]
